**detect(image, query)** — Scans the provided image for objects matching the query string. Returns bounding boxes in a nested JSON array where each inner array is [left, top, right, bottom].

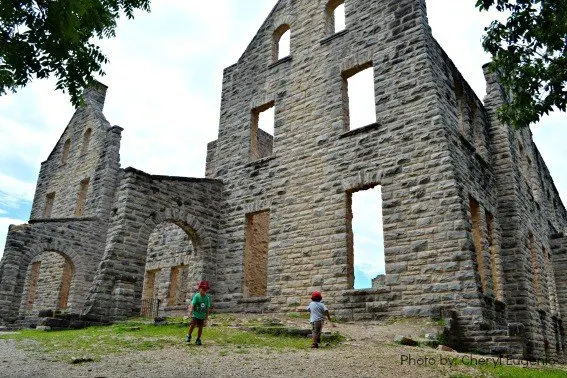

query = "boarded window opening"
[[61, 138, 71, 165], [346, 186, 385, 289], [485, 211, 501, 299], [26, 262, 41, 309], [81, 128, 92, 155], [44, 192, 55, 219], [57, 258, 73, 309], [326, 0, 346, 34], [168, 265, 186, 306], [75, 178, 90, 217], [342, 64, 376, 131], [250, 102, 275, 160], [273, 25, 291, 61], [469, 196, 487, 293], [244, 210, 270, 297]]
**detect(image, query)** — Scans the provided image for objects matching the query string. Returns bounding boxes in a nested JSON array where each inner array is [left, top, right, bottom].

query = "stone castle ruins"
[[1, 0, 566, 361]]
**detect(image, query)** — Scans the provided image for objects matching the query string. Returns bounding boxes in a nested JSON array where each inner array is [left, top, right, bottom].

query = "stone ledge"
[[237, 296, 271, 304], [320, 29, 349, 45], [341, 287, 391, 296], [124, 167, 223, 184], [339, 122, 381, 139], [268, 55, 292, 69], [29, 217, 98, 224]]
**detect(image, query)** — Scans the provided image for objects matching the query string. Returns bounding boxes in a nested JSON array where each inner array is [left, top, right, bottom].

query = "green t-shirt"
[[191, 293, 211, 320]]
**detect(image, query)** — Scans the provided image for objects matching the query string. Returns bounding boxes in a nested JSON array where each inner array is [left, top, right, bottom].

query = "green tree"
[[476, 0, 566, 128], [0, 0, 150, 106]]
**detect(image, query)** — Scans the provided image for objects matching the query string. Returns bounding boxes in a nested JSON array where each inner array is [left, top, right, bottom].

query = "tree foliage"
[[476, 0, 567, 128], [0, 0, 150, 106]]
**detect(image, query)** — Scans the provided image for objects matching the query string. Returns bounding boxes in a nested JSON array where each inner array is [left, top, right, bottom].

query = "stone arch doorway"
[[20, 251, 75, 314], [140, 221, 202, 317]]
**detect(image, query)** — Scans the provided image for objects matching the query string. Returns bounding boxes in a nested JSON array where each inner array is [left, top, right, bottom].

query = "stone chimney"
[[83, 81, 108, 111]]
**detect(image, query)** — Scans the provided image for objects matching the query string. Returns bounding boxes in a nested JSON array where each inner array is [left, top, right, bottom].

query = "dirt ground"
[[0, 317, 564, 378]]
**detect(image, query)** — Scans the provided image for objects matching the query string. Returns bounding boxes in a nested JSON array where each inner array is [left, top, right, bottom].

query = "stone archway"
[[140, 221, 202, 317], [20, 250, 76, 315]]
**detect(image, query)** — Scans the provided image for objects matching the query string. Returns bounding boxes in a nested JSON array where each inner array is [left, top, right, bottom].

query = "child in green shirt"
[[185, 280, 212, 345]]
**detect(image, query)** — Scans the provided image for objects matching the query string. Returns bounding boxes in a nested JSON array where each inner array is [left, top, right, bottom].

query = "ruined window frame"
[[44, 192, 55, 219], [80, 128, 92, 156], [273, 24, 291, 62], [250, 101, 275, 161], [243, 210, 270, 298], [75, 178, 90, 217], [326, 0, 346, 35], [61, 138, 71, 165], [341, 62, 376, 132]]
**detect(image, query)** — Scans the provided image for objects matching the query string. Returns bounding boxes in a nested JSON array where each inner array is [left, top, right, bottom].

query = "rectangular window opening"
[[244, 210, 270, 297], [75, 178, 90, 217], [26, 262, 41, 309], [250, 102, 275, 160], [469, 196, 487, 293], [44, 193, 55, 219], [347, 185, 385, 289], [485, 211, 501, 299], [342, 65, 376, 132], [529, 233, 543, 306], [57, 259, 73, 310]]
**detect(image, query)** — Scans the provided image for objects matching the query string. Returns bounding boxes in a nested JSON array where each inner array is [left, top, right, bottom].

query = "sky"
[[0, 1, 565, 288]]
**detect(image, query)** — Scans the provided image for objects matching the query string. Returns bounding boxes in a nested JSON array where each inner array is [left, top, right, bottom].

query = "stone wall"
[[141, 222, 200, 316], [83, 169, 222, 320]]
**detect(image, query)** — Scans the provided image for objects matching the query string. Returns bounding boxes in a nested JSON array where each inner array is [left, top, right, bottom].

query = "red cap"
[[197, 280, 210, 291], [311, 291, 322, 301]]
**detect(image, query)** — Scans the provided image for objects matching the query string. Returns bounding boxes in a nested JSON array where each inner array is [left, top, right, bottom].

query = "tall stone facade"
[[0, 0, 565, 361]]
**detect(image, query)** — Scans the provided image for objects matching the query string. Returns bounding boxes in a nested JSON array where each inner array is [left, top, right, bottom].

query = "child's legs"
[[197, 322, 204, 339], [312, 320, 323, 345], [188, 319, 197, 336]]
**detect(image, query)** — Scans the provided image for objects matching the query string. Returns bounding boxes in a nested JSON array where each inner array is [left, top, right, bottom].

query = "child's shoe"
[[196, 338, 202, 346], [185, 335, 191, 343], [311, 343, 319, 348]]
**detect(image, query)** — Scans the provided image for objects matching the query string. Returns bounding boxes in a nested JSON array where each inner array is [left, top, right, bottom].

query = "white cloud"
[[0, 218, 28, 261], [0, 173, 36, 205]]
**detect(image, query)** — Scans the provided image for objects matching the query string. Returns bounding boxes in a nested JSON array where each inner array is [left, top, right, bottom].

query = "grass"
[[0, 316, 341, 362]]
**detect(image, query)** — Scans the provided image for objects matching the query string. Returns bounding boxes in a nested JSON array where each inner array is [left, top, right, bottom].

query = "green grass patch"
[[0, 318, 344, 362]]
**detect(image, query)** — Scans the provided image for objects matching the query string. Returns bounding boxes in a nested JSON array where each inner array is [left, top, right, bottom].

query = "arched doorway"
[[140, 221, 202, 317], [21, 251, 75, 314]]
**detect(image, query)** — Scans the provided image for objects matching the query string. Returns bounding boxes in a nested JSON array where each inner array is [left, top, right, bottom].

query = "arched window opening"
[[81, 128, 92, 155], [273, 25, 291, 61], [342, 64, 377, 131], [61, 138, 71, 165], [75, 178, 90, 217], [327, 0, 346, 35]]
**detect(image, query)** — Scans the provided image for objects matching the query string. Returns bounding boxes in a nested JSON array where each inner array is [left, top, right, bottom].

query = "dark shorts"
[[311, 320, 324, 336], [190, 317, 205, 327]]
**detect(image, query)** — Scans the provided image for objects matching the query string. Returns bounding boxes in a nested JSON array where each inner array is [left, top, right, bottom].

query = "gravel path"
[[0, 319, 562, 377]]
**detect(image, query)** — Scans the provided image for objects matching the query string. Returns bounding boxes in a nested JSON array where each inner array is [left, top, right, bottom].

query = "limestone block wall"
[[205, 0, 488, 323], [83, 169, 223, 320], [141, 222, 200, 315], [30, 86, 122, 222], [0, 219, 108, 323]]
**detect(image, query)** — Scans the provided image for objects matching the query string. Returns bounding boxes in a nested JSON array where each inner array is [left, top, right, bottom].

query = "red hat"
[[311, 291, 322, 301], [197, 280, 210, 291]]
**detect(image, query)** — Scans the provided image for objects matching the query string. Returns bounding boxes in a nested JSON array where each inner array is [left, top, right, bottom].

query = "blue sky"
[[0, 1, 565, 290]]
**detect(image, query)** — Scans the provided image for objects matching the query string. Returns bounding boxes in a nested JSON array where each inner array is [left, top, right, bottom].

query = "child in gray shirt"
[[307, 291, 333, 348]]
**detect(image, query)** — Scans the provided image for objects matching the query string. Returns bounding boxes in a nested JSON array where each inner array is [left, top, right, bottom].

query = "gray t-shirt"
[[307, 301, 328, 323]]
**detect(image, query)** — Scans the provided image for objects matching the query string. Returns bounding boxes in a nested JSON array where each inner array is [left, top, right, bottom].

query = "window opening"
[[61, 138, 71, 165], [250, 102, 275, 160], [81, 128, 92, 155], [57, 258, 73, 309], [44, 192, 55, 218], [347, 186, 385, 289], [342, 65, 376, 131], [244, 210, 270, 297], [273, 25, 291, 61], [469, 196, 487, 292], [529, 233, 543, 305], [26, 261, 41, 309], [75, 178, 90, 217]]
